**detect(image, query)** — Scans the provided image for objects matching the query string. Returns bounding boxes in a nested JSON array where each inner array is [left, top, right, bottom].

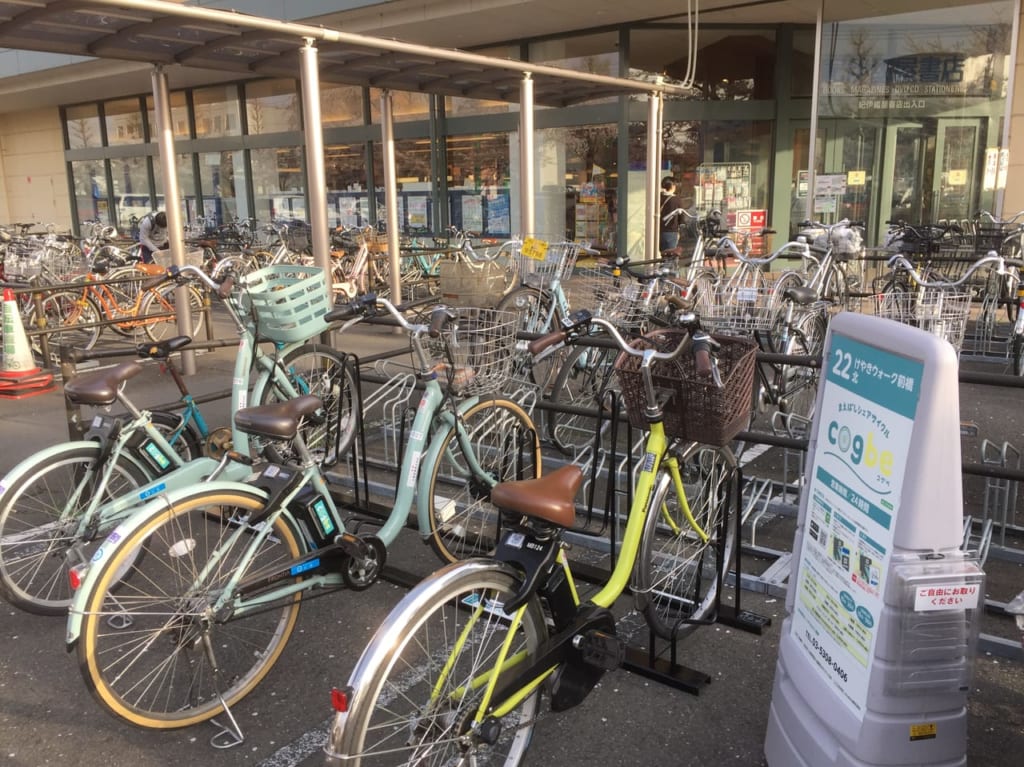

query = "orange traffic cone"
[[0, 287, 55, 399]]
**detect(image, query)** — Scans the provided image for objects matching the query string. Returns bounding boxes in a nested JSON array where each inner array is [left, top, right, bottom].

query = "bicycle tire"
[[546, 343, 619, 455], [26, 290, 102, 365], [0, 443, 148, 615], [149, 409, 204, 463], [636, 443, 737, 641], [497, 286, 560, 388], [425, 398, 541, 563], [256, 344, 358, 466], [325, 560, 544, 766], [76, 488, 304, 729], [139, 282, 205, 343], [778, 310, 827, 421], [1013, 334, 1024, 376]]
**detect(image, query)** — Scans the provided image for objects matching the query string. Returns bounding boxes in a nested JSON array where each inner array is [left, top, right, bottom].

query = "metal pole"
[[151, 64, 195, 375], [380, 89, 402, 304], [645, 91, 662, 261], [806, 0, 825, 221], [299, 38, 331, 278], [519, 73, 535, 236]]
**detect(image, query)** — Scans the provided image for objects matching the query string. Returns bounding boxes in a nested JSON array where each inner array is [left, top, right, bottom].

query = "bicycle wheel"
[[326, 560, 544, 766], [76, 489, 304, 729], [0, 443, 148, 615], [778, 310, 827, 420], [26, 290, 102, 365], [139, 283, 205, 342], [497, 286, 561, 389], [149, 409, 204, 462], [636, 443, 737, 641], [257, 344, 358, 466], [546, 343, 619, 455], [425, 398, 541, 563]]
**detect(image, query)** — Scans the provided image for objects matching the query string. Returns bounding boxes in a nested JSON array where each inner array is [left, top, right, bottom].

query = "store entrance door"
[[878, 118, 983, 241]]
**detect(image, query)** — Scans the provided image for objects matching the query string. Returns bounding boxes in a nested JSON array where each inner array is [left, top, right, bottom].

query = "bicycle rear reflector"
[[330, 686, 352, 713]]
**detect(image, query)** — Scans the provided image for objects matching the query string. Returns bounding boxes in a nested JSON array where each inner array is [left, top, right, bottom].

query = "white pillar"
[[519, 73, 535, 236], [151, 64, 195, 374], [380, 90, 401, 303], [645, 91, 663, 260], [299, 39, 331, 278]]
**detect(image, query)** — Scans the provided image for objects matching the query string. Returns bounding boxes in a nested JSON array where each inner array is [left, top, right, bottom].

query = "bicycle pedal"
[[573, 629, 624, 671]]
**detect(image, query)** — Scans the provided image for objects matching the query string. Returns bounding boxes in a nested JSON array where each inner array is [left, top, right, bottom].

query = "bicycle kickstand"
[[205, 633, 245, 749]]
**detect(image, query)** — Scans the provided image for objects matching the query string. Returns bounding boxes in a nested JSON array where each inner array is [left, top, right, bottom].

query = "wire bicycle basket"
[[510, 236, 581, 289], [564, 266, 647, 329], [614, 328, 757, 447], [238, 264, 333, 343], [874, 288, 972, 351], [698, 280, 788, 336], [426, 307, 519, 396]]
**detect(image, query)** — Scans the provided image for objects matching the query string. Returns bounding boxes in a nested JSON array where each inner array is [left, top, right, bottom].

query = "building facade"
[[0, 1, 1020, 255]]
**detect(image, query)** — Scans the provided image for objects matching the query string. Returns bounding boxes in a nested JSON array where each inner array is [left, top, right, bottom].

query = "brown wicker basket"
[[614, 329, 757, 446]]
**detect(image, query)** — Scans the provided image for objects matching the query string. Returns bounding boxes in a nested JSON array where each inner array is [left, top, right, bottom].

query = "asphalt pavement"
[[0, 319, 1022, 767]]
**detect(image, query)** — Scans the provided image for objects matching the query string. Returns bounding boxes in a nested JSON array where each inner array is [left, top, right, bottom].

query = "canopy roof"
[[0, 0, 682, 107]]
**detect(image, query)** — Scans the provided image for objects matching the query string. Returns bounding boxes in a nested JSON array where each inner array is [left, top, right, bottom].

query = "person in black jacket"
[[659, 177, 685, 254]]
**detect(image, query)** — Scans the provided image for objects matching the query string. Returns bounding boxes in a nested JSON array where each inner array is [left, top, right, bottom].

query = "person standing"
[[659, 177, 685, 254], [137, 210, 169, 264]]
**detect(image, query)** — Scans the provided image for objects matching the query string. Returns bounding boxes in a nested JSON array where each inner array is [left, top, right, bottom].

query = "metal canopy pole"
[[298, 39, 330, 278], [151, 64, 195, 375], [380, 89, 402, 304], [519, 73, 535, 236], [645, 91, 662, 261]]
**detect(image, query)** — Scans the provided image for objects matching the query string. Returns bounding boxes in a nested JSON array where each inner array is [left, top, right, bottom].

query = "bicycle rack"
[[962, 515, 994, 567], [981, 439, 1021, 547], [209, 701, 245, 749]]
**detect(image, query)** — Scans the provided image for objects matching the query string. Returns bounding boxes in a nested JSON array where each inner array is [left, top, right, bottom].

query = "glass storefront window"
[[246, 80, 301, 134], [199, 151, 246, 225], [152, 153, 197, 221], [447, 133, 513, 237], [321, 84, 364, 128], [629, 27, 776, 101], [71, 160, 107, 224], [110, 157, 152, 231], [145, 92, 191, 139], [529, 33, 619, 105], [371, 139, 433, 232], [251, 146, 304, 222], [791, 29, 816, 98], [369, 89, 430, 123], [104, 98, 145, 146], [65, 104, 101, 149], [193, 85, 241, 138], [563, 125, 618, 246], [326, 143, 370, 228], [818, 1, 1014, 241]]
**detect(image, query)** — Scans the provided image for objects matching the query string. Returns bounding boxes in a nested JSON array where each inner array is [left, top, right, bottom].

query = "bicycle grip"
[[527, 329, 568, 356], [691, 332, 716, 378], [428, 306, 453, 337], [141, 271, 169, 290], [216, 274, 235, 299]]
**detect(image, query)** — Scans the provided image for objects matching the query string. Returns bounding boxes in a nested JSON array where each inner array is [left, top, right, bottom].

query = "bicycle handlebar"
[[885, 252, 1014, 287]]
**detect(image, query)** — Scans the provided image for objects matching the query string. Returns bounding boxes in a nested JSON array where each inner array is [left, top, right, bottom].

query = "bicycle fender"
[[413, 396, 482, 534], [0, 441, 146, 500], [65, 479, 268, 648]]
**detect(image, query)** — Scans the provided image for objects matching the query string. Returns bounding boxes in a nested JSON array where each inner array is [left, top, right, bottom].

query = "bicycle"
[[0, 262, 357, 615], [323, 310, 755, 766], [64, 298, 542, 730], [878, 252, 1023, 372]]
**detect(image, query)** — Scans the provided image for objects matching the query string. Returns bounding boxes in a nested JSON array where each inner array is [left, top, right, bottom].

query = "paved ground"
[[0, 318, 1022, 766]]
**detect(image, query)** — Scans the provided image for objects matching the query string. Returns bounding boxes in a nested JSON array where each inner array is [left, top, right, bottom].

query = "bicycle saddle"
[[783, 285, 819, 306], [490, 464, 583, 529], [233, 393, 323, 441], [64, 361, 144, 406]]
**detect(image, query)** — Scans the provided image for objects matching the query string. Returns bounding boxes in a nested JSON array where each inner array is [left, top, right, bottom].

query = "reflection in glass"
[[193, 85, 241, 138], [66, 104, 101, 149], [200, 151, 246, 225], [246, 80, 300, 134], [71, 160, 108, 224], [104, 98, 145, 146], [251, 146, 304, 222], [110, 157, 152, 231]]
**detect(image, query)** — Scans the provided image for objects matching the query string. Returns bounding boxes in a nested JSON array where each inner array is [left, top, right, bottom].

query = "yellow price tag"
[[909, 723, 937, 741], [521, 237, 549, 261]]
